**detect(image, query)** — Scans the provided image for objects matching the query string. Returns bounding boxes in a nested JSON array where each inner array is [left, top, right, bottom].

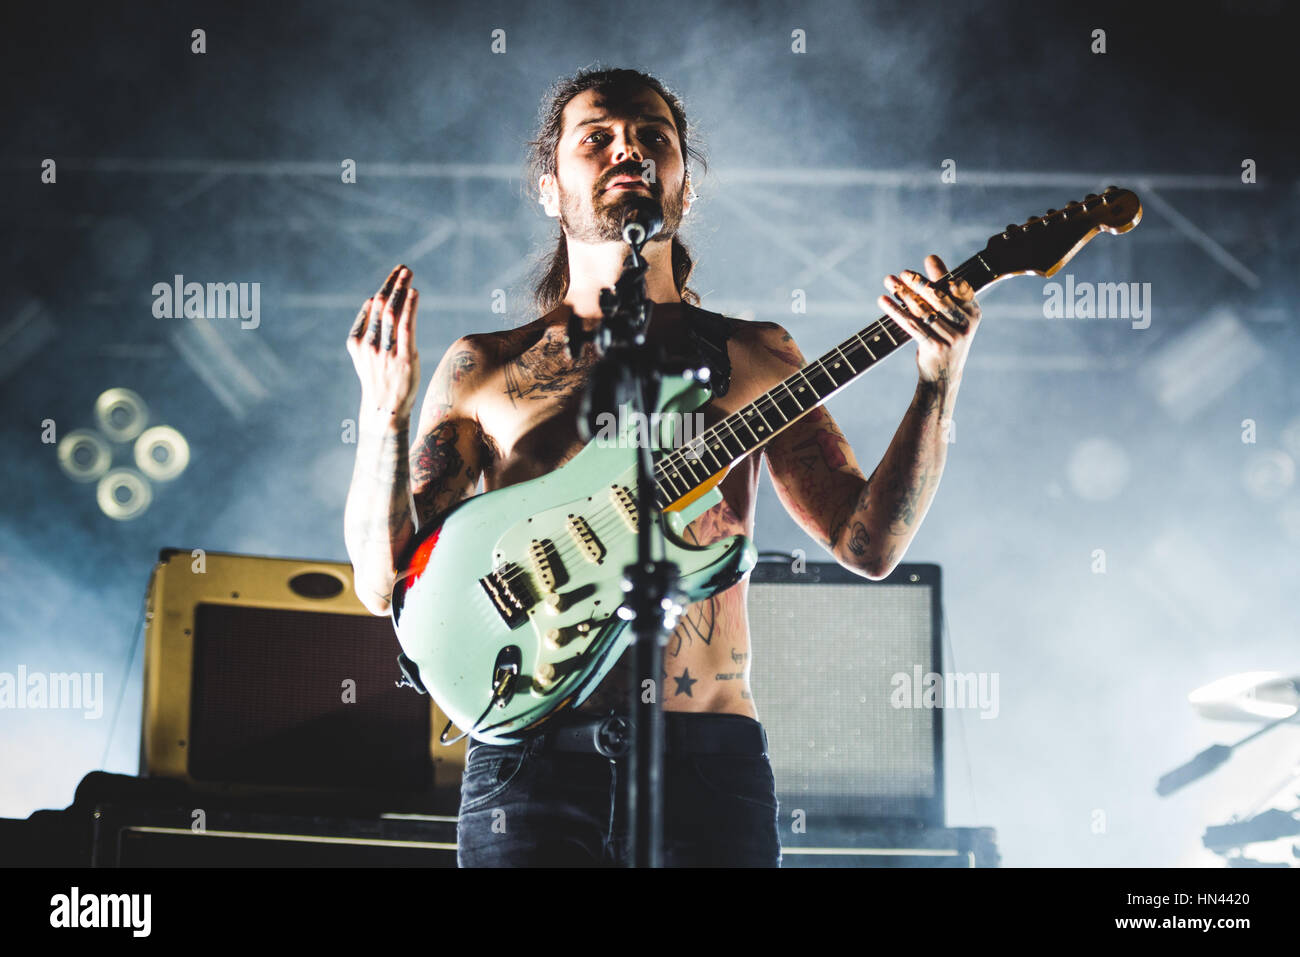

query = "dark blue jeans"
[[457, 713, 782, 867]]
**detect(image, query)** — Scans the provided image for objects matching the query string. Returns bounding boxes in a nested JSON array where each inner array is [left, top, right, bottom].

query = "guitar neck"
[[654, 252, 999, 507]]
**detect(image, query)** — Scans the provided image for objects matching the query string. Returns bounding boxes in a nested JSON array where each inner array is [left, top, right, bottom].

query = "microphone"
[[621, 194, 663, 248]]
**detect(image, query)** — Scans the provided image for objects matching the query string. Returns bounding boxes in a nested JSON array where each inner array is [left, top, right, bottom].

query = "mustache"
[[599, 164, 655, 192]]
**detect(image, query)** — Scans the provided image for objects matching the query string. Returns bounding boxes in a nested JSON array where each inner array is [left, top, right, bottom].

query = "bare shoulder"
[[461, 320, 555, 372], [440, 331, 498, 378], [431, 322, 547, 396], [721, 314, 786, 342], [716, 315, 804, 374]]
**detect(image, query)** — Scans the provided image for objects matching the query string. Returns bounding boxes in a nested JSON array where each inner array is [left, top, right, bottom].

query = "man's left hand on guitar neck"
[[878, 253, 982, 388]]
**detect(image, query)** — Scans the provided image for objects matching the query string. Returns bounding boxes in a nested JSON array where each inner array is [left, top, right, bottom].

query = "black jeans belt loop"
[[538, 715, 631, 758], [595, 715, 631, 758], [539, 714, 766, 757]]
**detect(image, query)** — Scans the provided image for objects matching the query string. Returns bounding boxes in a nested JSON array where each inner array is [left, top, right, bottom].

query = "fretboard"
[[654, 253, 998, 508]]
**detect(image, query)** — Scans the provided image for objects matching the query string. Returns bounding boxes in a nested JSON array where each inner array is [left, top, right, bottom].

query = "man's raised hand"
[[346, 264, 421, 419]]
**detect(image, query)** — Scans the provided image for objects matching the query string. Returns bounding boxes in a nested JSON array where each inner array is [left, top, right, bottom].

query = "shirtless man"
[[344, 68, 981, 866]]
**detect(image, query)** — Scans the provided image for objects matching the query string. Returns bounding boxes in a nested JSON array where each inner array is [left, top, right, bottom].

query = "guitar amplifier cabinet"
[[91, 802, 460, 868], [747, 560, 949, 831], [780, 823, 1000, 868], [141, 548, 465, 812]]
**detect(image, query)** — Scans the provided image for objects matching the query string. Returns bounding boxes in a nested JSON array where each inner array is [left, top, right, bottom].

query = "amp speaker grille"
[[747, 563, 943, 825], [189, 603, 432, 791]]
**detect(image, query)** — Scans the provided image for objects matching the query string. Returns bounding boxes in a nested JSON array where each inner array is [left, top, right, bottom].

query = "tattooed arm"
[[819, 374, 959, 580], [409, 339, 489, 528], [755, 322, 959, 580], [344, 335, 487, 615]]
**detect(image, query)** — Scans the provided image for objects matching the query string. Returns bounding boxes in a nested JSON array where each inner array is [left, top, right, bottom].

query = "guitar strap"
[[681, 302, 733, 399]]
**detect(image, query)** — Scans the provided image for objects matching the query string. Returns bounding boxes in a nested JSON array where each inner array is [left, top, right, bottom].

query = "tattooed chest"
[[501, 336, 596, 406]]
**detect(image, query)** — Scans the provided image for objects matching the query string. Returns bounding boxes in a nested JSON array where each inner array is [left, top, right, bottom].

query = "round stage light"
[[57, 429, 112, 483], [94, 387, 149, 443], [96, 468, 153, 520], [134, 425, 190, 481]]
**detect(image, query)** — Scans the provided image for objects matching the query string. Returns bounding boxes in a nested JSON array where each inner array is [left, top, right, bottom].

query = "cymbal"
[[1189, 672, 1300, 722]]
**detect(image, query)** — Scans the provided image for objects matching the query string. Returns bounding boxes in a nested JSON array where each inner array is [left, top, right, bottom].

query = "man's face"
[[541, 86, 691, 244]]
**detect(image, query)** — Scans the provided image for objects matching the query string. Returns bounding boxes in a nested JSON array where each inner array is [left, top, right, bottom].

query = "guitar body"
[[391, 375, 757, 744]]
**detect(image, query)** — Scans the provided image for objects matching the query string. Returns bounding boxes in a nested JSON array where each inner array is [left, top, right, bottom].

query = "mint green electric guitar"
[[390, 187, 1142, 744]]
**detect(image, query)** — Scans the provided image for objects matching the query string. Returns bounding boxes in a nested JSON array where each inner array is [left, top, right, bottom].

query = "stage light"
[[56, 429, 112, 483], [95, 468, 153, 521], [133, 425, 190, 482], [94, 387, 149, 443]]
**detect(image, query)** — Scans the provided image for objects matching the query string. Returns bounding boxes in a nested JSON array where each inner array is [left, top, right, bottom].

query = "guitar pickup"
[[479, 564, 530, 628], [565, 514, 605, 564], [610, 485, 638, 532], [528, 538, 565, 592]]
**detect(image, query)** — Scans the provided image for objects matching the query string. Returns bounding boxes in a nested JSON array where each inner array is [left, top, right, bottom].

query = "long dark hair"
[[524, 66, 708, 315]]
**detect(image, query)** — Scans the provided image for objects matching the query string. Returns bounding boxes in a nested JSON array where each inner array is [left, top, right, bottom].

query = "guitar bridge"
[[479, 564, 530, 627]]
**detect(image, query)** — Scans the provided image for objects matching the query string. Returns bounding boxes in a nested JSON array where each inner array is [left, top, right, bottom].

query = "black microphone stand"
[[566, 205, 694, 867]]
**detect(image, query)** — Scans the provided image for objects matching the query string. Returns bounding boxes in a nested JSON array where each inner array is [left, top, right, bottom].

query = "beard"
[[557, 174, 686, 246]]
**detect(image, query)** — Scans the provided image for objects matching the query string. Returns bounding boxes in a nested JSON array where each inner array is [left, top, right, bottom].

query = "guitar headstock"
[[980, 186, 1142, 280]]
